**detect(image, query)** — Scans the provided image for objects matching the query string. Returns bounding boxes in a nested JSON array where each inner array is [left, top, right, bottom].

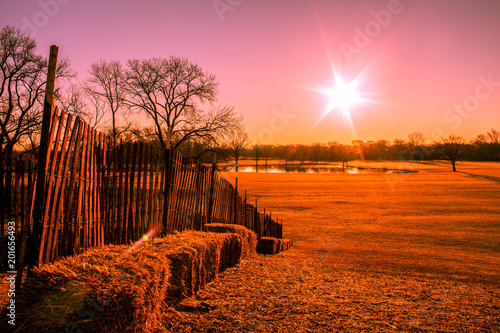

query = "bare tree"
[[228, 129, 250, 164], [408, 131, 426, 162], [124, 56, 241, 151], [486, 128, 499, 144], [441, 134, 464, 172], [0, 26, 73, 162], [408, 131, 425, 147], [84, 59, 129, 147], [0, 25, 73, 208]]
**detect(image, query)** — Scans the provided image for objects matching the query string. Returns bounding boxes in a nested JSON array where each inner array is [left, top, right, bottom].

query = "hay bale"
[[257, 237, 280, 254], [218, 233, 243, 271], [7, 242, 171, 333], [278, 238, 293, 251], [204, 223, 257, 259], [160, 230, 242, 300], [257, 237, 293, 255]]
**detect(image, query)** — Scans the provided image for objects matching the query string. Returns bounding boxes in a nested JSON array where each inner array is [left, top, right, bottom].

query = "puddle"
[[221, 165, 417, 174]]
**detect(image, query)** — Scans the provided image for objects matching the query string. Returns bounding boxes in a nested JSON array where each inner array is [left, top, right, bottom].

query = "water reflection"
[[222, 165, 416, 174]]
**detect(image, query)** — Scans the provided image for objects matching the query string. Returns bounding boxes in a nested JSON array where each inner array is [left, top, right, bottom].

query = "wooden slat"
[[186, 162, 197, 229], [145, 145, 154, 234], [127, 142, 138, 241], [61, 118, 82, 256], [74, 122, 89, 255], [120, 141, 127, 242], [121, 143, 131, 243], [154, 147, 161, 233], [134, 142, 144, 238], [83, 124, 93, 251], [159, 149, 167, 234], [178, 157, 190, 230], [170, 151, 180, 231]]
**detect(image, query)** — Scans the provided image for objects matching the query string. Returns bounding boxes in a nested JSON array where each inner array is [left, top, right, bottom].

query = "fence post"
[[207, 163, 216, 225], [263, 208, 267, 237], [255, 199, 259, 238], [28, 45, 58, 274], [244, 190, 247, 228], [233, 177, 238, 224], [161, 149, 171, 234]]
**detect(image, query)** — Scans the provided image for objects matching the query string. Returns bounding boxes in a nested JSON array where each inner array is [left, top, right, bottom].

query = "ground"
[[164, 161, 500, 332]]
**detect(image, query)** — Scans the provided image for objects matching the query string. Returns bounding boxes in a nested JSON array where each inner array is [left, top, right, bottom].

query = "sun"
[[302, 65, 376, 136], [322, 75, 363, 116]]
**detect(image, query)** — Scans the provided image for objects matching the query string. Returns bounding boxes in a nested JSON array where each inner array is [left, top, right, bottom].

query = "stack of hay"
[[4, 230, 252, 333], [257, 237, 294, 255]]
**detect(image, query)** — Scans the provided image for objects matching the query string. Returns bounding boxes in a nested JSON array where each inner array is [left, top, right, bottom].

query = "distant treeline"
[[161, 129, 500, 164]]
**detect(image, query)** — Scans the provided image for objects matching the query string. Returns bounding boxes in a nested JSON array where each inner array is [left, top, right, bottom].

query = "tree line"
[[212, 129, 499, 169]]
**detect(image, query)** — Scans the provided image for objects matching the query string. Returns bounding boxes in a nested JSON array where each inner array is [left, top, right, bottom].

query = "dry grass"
[[163, 161, 500, 332]]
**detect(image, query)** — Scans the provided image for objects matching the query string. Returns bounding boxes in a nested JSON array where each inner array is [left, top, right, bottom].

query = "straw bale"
[[166, 230, 243, 301], [8, 242, 171, 333], [204, 223, 257, 259], [257, 237, 293, 254], [278, 238, 284, 251], [257, 237, 279, 254]]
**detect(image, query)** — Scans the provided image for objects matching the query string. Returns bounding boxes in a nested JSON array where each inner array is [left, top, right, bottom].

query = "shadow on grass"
[[458, 171, 500, 184]]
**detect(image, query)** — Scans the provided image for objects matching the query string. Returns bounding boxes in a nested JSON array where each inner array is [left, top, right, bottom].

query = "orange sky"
[[1, 0, 499, 145]]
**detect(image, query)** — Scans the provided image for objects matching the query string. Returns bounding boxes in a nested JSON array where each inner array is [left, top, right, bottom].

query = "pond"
[[221, 165, 417, 174]]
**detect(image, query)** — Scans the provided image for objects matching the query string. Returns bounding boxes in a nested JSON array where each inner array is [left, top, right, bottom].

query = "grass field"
[[169, 161, 500, 332]]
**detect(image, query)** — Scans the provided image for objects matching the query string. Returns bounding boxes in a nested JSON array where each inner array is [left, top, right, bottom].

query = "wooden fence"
[[0, 106, 282, 287]]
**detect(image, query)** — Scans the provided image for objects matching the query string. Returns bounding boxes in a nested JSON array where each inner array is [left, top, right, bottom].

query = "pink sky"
[[1, 0, 499, 145]]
